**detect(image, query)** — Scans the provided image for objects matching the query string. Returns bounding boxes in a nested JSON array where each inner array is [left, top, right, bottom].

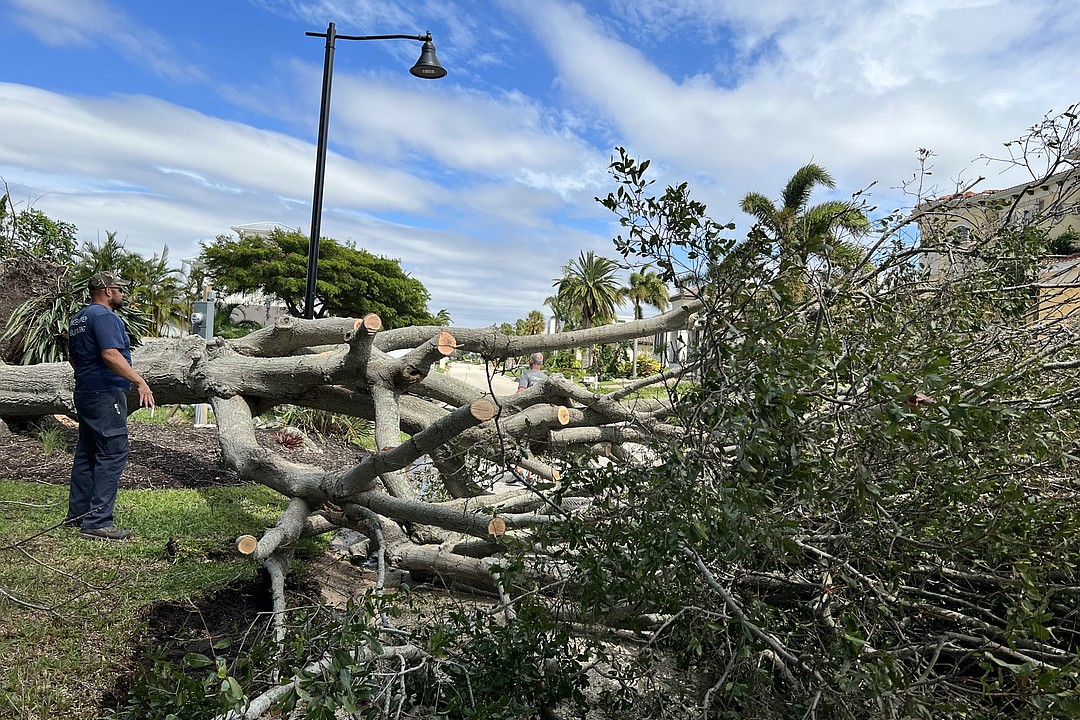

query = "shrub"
[[550, 349, 581, 371], [593, 342, 629, 380], [270, 405, 374, 447], [619, 355, 661, 377]]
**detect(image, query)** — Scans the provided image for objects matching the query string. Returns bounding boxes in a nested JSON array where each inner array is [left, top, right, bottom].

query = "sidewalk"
[[442, 361, 519, 396]]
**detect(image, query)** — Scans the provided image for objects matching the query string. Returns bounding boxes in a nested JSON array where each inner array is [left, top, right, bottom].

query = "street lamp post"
[[303, 22, 446, 320]]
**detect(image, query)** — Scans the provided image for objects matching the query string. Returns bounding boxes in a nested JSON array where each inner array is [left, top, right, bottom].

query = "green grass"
[[0, 478, 291, 720], [593, 381, 695, 400], [37, 425, 70, 457], [129, 404, 201, 426]]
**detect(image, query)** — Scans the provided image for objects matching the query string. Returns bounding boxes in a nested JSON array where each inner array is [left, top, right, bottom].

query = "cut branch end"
[[360, 314, 383, 333], [437, 331, 457, 356], [235, 535, 258, 556], [470, 398, 497, 422]]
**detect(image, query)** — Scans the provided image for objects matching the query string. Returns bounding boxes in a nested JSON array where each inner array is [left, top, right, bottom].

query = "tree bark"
[[0, 299, 700, 589]]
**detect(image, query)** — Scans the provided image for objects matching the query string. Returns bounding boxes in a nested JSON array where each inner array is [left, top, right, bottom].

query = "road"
[[440, 361, 519, 395]]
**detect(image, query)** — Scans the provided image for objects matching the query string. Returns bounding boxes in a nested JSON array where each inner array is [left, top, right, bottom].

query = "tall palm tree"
[[740, 163, 869, 305], [553, 251, 623, 371], [552, 251, 623, 329], [518, 310, 546, 336], [624, 267, 669, 377], [625, 268, 670, 320]]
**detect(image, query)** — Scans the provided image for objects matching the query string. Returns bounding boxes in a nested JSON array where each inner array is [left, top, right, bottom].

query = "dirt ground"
[[0, 417, 367, 489]]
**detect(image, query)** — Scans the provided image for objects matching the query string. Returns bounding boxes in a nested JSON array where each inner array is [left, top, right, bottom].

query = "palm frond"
[[780, 163, 835, 211]]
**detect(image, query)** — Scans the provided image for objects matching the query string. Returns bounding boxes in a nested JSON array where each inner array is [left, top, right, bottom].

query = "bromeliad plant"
[[1, 268, 152, 364]]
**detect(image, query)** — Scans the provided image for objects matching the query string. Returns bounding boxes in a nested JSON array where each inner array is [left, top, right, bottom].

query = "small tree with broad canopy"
[[200, 228, 436, 327]]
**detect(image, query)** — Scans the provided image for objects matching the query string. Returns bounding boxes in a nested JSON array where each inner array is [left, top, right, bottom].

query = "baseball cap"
[[87, 272, 131, 290]]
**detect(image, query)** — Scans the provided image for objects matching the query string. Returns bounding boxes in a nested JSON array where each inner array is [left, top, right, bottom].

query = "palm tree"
[[625, 268, 670, 320], [77, 232, 131, 275], [624, 267, 670, 377], [433, 308, 452, 326], [544, 293, 574, 333], [552, 251, 623, 330], [2, 232, 155, 364], [517, 310, 546, 336], [552, 251, 623, 371], [740, 163, 869, 305], [124, 245, 187, 336]]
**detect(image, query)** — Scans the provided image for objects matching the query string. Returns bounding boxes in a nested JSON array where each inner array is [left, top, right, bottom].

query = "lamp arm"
[[305, 32, 432, 42]]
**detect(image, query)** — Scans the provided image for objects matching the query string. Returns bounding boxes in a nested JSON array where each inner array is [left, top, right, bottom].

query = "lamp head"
[[410, 39, 447, 79]]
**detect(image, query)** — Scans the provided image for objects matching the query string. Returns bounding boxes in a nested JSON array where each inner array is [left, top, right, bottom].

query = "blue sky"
[[2, 0, 1078, 327]]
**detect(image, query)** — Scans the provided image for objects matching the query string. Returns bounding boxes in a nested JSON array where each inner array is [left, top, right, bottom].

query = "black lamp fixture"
[[411, 40, 447, 79], [303, 23, 446, 320]]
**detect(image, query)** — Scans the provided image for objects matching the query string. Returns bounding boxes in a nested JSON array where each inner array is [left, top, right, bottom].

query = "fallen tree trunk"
[[0, 299, 701, 587]]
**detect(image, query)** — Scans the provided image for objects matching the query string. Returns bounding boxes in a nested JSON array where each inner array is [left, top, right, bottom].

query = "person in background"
[[511, 351, 548, 481], [64, 272, 155, 541], [517, 352, 547, 392]]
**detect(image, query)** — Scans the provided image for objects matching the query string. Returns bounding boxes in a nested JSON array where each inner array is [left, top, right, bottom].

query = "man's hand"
[[100, 348, 155, 409], [135, 379, 155, 409]]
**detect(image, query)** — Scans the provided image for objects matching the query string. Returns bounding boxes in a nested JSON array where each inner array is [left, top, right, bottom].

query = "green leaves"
[[0, 199, 78, 264], [1, 235, 158, 364], [566, 147, 1080, 717], [200, 228, 435, 326], [600, 147, 736, 284], [551, 250, 624, 330], [182, 652, 213, 668]]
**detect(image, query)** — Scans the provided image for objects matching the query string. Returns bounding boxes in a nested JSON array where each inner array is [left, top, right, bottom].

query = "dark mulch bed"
[[0, 418, 369, 489]]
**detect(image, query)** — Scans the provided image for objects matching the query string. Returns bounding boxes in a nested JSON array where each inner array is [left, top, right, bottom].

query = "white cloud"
[[319, 72, 610, 194], [0, 79, 607, 328], [6, 0, 206, 83], [511, 0, 1080, 218], [0, 83, 451, 207], [250, 0, 418, 29]]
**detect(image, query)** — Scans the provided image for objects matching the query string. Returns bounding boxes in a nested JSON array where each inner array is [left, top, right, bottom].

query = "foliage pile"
[[551, 113, 1080, 716], [120, 106, 1080, 718]]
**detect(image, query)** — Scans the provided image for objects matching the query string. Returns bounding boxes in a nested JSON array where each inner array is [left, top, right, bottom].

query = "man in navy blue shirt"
[[65, 272, 155, 541]]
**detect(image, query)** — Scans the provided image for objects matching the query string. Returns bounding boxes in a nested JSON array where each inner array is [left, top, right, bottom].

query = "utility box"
[[191, 299, 216, 426], [191, 300, 214, 339]]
